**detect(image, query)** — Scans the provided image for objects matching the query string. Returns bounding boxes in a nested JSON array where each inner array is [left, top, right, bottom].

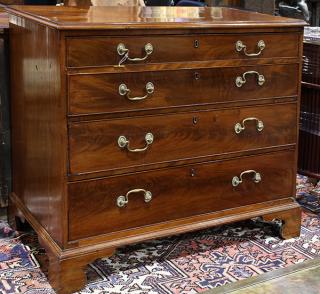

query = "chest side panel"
[[9, 14, 67, 246]]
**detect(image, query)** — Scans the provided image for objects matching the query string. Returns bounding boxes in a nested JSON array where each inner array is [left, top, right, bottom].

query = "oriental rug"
[[0, 175, 319, 294]]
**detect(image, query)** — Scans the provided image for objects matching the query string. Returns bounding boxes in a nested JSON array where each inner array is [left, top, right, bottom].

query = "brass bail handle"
[[232, 170, 262, 187], [236, 40, 266, 57], [119, 82, 154, 101], [234, 117, 264, 134], [117, 43, 153, 66], [117, 188, 152, 208], [118, 132, 154, 153], [236, 71, 265, 88]]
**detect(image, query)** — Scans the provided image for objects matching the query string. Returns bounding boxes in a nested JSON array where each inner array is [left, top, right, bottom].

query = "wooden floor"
[[206, 258, 320, 294]]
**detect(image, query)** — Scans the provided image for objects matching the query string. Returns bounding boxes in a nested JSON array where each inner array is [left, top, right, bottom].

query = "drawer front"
[[68, 151, 295, 240], [66, 33, 299, 68], [69, 64, 298, 115], [69, 103, 297, 175]]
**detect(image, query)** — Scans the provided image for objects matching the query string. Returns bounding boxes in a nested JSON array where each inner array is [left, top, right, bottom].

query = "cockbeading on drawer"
[[66, 33, 300, 68]]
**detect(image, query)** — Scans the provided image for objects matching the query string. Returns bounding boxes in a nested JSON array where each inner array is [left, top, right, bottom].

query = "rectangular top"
[[6, 5, 306, 30]]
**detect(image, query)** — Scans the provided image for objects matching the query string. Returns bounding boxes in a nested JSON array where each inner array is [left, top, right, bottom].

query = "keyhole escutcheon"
[[193, 116, 198, 125]]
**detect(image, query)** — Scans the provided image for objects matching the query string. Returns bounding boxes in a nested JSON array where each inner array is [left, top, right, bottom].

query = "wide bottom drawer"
[[68, 150, 295, 241]]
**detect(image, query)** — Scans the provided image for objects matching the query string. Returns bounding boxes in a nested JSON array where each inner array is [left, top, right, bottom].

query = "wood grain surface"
[[9, 18, 67, 246], [66, 33, 300, 68], [69, 64, 299, 115], [68, 150, 295, 240], [69, 103, 297, 176], [5, 6, 306, 30]]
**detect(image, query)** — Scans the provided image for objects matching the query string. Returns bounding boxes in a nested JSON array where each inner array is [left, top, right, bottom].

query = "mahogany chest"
[[6, 6, 305, 293]]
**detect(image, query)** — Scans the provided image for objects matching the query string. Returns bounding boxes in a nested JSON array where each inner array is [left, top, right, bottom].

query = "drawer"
[[68, 103, 297, 175], [66, 33, 300, 68], [68, 150, 295, 240], [69, 64, 298, 115]]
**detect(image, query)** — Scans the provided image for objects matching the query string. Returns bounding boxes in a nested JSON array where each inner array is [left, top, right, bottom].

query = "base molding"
[[38, 235, 115, 294], [9, 192, 302, 294]]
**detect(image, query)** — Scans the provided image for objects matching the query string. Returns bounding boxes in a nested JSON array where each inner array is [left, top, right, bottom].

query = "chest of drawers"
[[7, 6, 305, 294]]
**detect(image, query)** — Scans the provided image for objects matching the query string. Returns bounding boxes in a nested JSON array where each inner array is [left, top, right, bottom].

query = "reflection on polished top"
[[6, 5, 305, 30], [0, 12, 8, 30]]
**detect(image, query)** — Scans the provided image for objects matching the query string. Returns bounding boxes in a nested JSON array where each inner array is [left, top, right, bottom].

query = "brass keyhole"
[[191, 168, 196, 177], [193, 117, 198, 125], [194, 72, 200, 80], [194, 40, 199, 48]]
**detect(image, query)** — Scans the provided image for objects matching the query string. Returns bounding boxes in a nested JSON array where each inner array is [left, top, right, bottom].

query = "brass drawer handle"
[[236, 71, 265, 88], [236, 40, 266, 57], [234, 117, 264, 134], [118, 132, 154, 153], [117, 43, 153, 66], [232, 170, 262, 187], [119, 82, 154, 101], [117, 188, 152, 208]]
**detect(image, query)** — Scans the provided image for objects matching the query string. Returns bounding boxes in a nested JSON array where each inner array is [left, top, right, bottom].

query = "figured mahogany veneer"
[[69, 64, 299, 115], [7, 6, 305, 294], [68, 150, 295, 240], [69, 103, 297, 176], [67, 33, 300, 68]]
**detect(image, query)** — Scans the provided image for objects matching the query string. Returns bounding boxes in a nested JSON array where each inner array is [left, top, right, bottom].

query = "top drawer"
[[66, 33, 300, 68]]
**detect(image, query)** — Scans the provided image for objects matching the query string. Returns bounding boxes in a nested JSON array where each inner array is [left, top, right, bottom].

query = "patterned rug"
[[297, 175, 320, 214], [0, 175, 319, 294]]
